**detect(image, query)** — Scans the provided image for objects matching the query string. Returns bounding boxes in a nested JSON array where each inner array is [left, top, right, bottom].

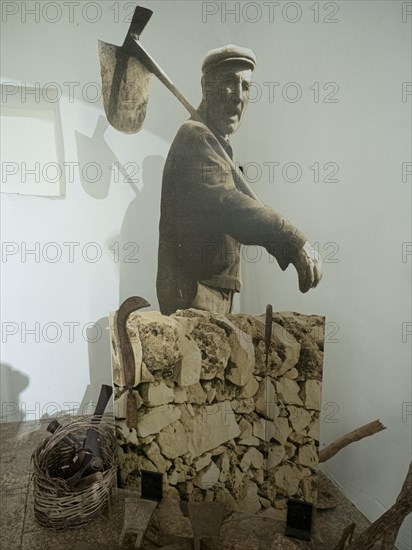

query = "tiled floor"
[[0, 419, 386, 549]]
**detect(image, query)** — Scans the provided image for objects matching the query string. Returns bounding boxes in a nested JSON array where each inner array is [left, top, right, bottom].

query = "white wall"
[[1, 1, 410, 547]]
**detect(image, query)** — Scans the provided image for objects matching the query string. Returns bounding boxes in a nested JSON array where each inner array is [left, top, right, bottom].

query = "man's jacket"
[[156, 117, 307, 315]]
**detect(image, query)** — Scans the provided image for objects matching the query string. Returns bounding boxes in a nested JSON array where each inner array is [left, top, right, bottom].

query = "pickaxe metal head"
[[122, 6, 153, 49], [98, 6, 154, 133]]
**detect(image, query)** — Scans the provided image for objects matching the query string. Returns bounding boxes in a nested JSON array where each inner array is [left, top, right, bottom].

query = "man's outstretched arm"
[[182, 126, 323, 292]]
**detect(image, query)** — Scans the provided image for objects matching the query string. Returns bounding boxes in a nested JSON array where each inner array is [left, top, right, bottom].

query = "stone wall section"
[[111, 309, 325, 518]]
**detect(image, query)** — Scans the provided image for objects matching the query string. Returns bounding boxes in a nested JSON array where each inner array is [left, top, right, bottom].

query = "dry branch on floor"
[[380, 462, 412, 549], [319, 419, 386, 463], [332, 461, 412, 550]]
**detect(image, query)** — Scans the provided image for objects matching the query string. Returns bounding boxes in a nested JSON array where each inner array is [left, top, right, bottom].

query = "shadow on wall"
[[118, 154, 164, 308], [0, 363, 29, 423], [75, 115, 141, 199], [77, 317, 113, 415]]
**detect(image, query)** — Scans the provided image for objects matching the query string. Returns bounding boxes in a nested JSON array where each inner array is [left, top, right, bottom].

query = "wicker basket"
[[31, 417, 117, 529]]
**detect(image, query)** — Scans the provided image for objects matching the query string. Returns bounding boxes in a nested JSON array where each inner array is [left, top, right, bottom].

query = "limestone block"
[[239, 377, 259, 398], [274, 464, 300, 497], [284, 367, 298, 380], [186, 401, 241, 459], [141, 362, 155, 382], [253, 418, 277, 442], [255, 378, 279, 420], [231, 398, 255, 414], [191, 322, 231, 380], [214, 453, 230, 483], [140, 456, 157, 473], [270, 323, 301, 376], [301, 476, 316, 502], [225, 329, 255, 386], [129, 311, 181, 373], [264, 445, 286, 470], [273, 417, 292, 446], [304, 379, 322, 410], [284, 442, 297, 459], [254, 315, 301, 376], [114, 390, 143, 419], [186, 383, 207, 405], [272, 312, 325, 380], [137, 404, 181, 438], [168, 469, 187, 486], [139, 381, 174, 407], [238, 418, 253, 439], [298, 442, 318, 470], [287, 405, 312, 434], [193, 461, 220, 490], [172, 332, 202, 387], [143, 441, 172, 473], [156, 421, 189, 459], [307, 419, 320, 441], [276, 379, 303, 405], [193, 453, 212, 472], [117, 422, 139, 446], [173, 387, 188, 404], [240, 448, 264, 471]]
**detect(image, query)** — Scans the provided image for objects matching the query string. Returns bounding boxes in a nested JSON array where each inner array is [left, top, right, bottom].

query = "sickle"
[[116, 296, 150, 429]]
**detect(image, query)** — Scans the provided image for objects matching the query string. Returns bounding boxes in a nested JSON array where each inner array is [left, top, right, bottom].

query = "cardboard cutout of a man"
[[157, 45, 322, 315]]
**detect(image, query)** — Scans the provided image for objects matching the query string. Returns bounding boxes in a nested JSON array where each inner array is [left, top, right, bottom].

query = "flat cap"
[[202, 44, 256, 74]]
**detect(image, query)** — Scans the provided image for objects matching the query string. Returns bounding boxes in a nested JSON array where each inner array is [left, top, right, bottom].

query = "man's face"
[[203, 63, 252, 136]]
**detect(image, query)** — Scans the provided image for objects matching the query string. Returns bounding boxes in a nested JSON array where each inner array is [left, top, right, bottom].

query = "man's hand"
[[291, 241, 323, 293]]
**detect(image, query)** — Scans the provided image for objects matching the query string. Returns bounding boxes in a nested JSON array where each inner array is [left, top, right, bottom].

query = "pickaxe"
[[98, 5, 261, 204]]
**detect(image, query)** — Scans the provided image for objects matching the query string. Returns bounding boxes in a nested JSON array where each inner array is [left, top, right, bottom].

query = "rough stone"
[[225, 329, 255, 386], [114, 390, 143, 419], [276, 379, 303, 405], [192, 322, 231, 380], [112, 309, 324, 516], [173, 387, 188, 404], [139, 381, 174, 407], [255, 378, 279, 420], [186, 383, 207, 405], [298, 442, 318, 470], [265, 445, 286, 470], [137, 404, 181, 438], [304, 379, 322, 410], [143, 441, 172, 473], [274, 464, 300, 497], [253, 418, 277, 442], [254, 316, 301, 377], [185, 401, 240, 459], [173, 331, 202, 387], [288, 405, 312, 434], [240, 448, 264, 471], [193, 453, 212, 472], [156, 421, 189, 459], [273, 417, 292, 446], [130, 311, 181, 374], [193, 461, 220, 490], [239, 377, 259, 398], [284, 367, 298, 379], [307, 419, 320, 441], [231, 398, 255, 414]]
